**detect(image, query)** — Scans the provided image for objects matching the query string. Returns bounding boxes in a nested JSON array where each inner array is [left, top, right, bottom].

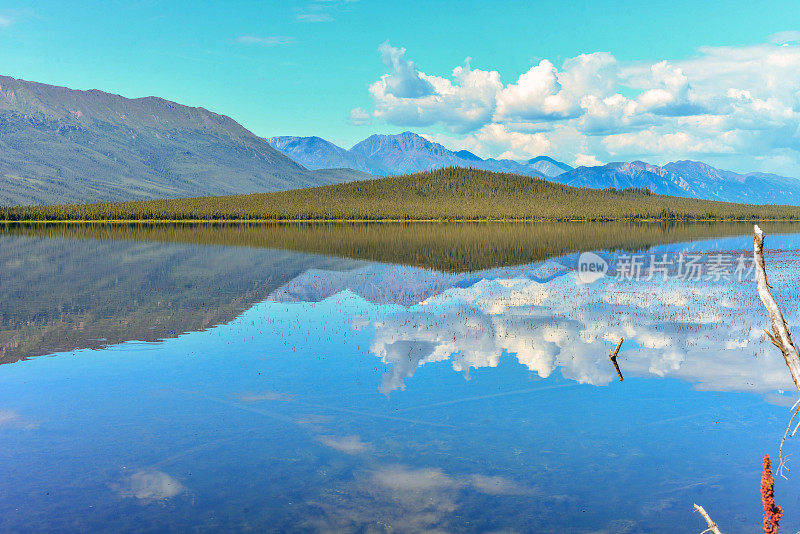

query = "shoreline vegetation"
[[4, 167, 800, 223]]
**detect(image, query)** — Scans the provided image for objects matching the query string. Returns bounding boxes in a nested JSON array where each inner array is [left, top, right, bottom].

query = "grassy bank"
[[3, 167, 800, 222]]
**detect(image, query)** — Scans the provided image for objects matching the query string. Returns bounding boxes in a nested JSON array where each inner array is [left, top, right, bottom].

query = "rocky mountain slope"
[[0, 75, 368, 205]]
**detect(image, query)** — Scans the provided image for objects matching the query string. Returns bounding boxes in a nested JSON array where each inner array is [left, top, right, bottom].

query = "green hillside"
[[4, 167, 800, 221], [0, 75, 368, 205]]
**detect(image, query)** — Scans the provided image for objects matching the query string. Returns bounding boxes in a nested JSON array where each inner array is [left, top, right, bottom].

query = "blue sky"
[[2, 1, 800, 173]]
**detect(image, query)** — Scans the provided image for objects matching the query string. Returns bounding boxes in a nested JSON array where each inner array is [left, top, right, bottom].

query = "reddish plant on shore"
[[762, 454, 783, 533]]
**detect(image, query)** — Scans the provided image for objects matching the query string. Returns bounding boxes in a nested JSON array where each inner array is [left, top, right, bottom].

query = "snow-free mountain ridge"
[[554, 160, 800, 204], [0, 75, 369, 206], [267, 131, 572, 179], [268, 132, 800, 205]]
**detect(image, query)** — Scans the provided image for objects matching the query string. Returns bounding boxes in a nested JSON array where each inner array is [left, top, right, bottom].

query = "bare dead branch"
[[609, 338, 624, 381], [754, 225, 800, 477], [754, 225, 800, 393], [693, 504, 723, 534], [778, 406, 799, 479]]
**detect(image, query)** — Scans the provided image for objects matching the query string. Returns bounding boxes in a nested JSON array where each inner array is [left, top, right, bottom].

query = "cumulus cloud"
[[473, 124, 551, 159], [376, 42, 435, 99], [360, 39, 800, 174], [573, 154, 602, 167], [634, 61, 704, 116], [368, 45, 502, 132], [495, 53, 617, 122]]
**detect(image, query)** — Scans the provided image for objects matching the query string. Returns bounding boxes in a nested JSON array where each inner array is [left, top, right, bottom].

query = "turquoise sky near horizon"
[[2, 1, 800, 172]]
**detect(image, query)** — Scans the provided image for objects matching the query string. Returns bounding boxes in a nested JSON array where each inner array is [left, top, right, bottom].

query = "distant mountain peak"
[[454, 149, 482, 162], [268, 132, 571, 179], [527, 155, 573, 176]]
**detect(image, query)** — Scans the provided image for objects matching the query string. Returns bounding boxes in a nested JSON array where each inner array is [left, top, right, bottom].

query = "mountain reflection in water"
[[269, 254, 796, 397], [2, 223, 800, 532], [2, 221, 799, 366]]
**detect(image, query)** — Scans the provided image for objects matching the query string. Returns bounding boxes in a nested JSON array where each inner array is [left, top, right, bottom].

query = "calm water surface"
[[2, 223, 800, 533]]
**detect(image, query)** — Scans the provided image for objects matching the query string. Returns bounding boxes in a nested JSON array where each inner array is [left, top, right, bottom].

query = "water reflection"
[[0, 234, 364, 363], [265, 235, 800, 399], [7, 220, 800, 272], [2, 225, 800, 532]]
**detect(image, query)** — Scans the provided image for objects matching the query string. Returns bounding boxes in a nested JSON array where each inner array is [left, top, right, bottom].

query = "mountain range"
[[553, 160, 800, 204], [0, 75, 368, 205], [268, 131, 800, 205], [2, 72, 800, 207], [267, 132, 573, 179]]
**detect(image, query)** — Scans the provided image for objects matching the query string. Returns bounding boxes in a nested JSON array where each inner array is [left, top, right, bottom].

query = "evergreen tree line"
[[2, 167, 800, 222]]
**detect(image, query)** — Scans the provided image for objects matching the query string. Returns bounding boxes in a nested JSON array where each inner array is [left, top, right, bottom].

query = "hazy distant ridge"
[[269, 132, 800, 205], [554, 160, 800, 204]]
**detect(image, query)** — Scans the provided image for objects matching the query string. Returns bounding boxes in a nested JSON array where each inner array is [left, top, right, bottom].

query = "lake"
[[1, 222, 800, 533]]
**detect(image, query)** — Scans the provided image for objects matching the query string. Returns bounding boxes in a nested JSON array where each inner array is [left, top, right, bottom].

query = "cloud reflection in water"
[[270, 248, 800, 398]]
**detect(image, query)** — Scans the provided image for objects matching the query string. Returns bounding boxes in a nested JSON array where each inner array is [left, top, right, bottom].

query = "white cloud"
[[472, 123, 551, 159], [0, 15, 10, 28], [770, 30, 800, 44], [495, 52, 617, 122], [235, 35, 294, 46], [361, 39, 800, 174], [295, 0, 356, 22], [573, 154, 602, 167], [634, 61, 704, 116], [348, 107, 371, 125], [494, 59, 572, 121], [376, 42, 434, 99], [368, 45, 502, 132]]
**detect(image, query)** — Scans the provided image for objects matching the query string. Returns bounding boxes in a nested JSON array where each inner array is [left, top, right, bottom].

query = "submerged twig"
[[693, 504, 723, 534], [778, 407, 798, 479], [609, 338, 624, 381]]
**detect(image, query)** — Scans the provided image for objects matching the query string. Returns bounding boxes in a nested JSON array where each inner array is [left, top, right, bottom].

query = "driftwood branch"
[[609, 338, 624, 381], [693, 504, 723, 534], [754, 225, 800, 393], [754, 224, 800, 478]]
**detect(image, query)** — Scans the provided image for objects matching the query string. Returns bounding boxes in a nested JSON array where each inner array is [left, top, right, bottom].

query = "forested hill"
[[0, 75, 368, 205], [3, 167, 800, 222]]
